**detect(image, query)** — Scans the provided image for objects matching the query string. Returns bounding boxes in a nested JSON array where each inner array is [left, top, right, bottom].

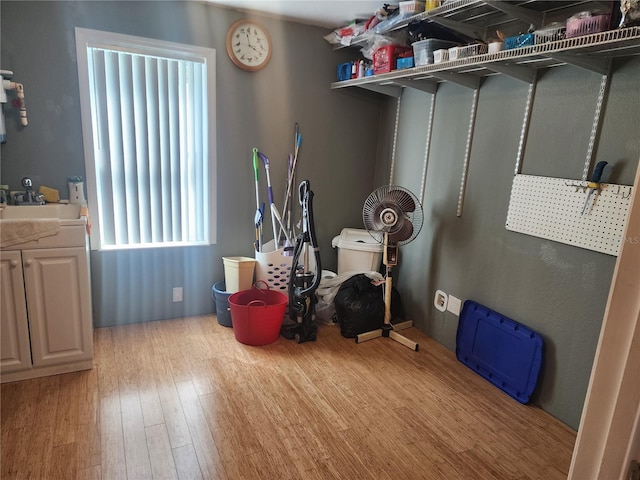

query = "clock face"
[[226, 20, 272, 71]]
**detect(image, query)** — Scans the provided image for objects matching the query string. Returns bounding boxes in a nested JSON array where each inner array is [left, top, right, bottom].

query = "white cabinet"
[[23, 247, 93, 368], [0, 251, 32, 373], [0, 223, 93, 382]]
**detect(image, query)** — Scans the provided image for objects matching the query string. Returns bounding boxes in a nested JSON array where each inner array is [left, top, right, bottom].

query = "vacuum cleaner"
[[281, 180, 322, 343]]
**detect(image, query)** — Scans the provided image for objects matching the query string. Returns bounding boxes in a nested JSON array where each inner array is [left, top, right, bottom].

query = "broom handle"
[[281, 133, 301, 239]]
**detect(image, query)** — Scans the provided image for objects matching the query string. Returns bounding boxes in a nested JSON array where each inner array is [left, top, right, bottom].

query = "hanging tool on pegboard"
[[582, 161, 608, 215]]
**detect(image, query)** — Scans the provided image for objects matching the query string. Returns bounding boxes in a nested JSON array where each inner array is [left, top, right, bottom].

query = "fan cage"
[[362, 185, 424, 246]]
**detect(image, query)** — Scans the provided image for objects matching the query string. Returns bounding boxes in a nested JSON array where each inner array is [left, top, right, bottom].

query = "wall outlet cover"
[[172, 287, 183, 302], [447, 295, 461, 316], [434, 290, 448, 312]]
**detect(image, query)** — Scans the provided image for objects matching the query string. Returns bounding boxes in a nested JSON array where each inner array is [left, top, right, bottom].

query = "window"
[[75, 28, 216, 250]]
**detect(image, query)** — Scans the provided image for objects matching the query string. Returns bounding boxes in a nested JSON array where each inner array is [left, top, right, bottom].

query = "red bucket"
[[228, 284, 288, 346]]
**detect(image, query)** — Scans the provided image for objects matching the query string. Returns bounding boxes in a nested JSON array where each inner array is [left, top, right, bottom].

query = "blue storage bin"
[[456, 300, 543, 404], [336, 62, 352, 81], [505, 33, 535, 50], [396, 56, 414, 69]]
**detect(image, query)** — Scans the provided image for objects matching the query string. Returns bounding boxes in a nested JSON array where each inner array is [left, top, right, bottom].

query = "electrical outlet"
[[447, 295, 461, 316], [172, 287, 183, 302], [434, 290, 448, 312]]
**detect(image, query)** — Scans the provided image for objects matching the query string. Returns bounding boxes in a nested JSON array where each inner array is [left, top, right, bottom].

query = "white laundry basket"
[[255, 245, 294, 293]]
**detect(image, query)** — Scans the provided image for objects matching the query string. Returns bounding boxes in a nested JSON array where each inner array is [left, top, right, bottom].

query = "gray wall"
[[1, 1, 381, 326], [382, 60, 640, 429]]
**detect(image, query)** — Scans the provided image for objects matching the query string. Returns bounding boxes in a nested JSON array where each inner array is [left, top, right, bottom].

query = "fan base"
[[355, 320, 419, 351]]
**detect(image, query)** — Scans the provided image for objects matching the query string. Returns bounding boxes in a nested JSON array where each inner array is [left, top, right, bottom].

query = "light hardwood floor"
[[1, 315, 576, 479]]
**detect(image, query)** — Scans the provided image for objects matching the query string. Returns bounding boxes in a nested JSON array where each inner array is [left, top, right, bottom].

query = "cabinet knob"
[[10, 260, 19, 268], [24, 260, 32, 267]]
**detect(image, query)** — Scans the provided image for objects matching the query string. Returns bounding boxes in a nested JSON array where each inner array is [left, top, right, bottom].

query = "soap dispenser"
[[68, 176, 86, 205]]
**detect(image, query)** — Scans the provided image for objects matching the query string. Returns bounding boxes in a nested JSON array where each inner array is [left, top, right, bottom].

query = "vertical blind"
[[87, 46, 208, 248]]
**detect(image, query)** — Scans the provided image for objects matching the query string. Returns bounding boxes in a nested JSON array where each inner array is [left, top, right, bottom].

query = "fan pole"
[[383, 236, 394, 325], [355, 232, 419, 351], [384, 271, 392, 326]]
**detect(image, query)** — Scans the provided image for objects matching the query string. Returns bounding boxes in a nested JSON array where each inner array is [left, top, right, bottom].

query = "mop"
[[252, 149, 264, 252], [280, 125, 302, 246], [255, 148, 292, 249]]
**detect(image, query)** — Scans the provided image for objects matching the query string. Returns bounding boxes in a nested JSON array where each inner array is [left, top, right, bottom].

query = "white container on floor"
[[331, 228, 383, 274], [222, 256, 256, 293]]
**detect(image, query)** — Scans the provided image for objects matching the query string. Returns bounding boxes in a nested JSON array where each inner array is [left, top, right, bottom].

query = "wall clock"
[[226, 19, 272, 72]]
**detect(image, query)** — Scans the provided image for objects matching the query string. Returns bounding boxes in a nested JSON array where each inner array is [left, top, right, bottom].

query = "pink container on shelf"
[[566, 14, 611, 38]]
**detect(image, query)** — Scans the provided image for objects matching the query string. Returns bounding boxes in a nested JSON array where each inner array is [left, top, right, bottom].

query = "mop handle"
[[258, 151, 280, 246], [252, 148, 262, 251], [282, 133, 302, 225], [257, 151, 274, 205], [280, 154, 294, 240], [253, 148, 260, 208]]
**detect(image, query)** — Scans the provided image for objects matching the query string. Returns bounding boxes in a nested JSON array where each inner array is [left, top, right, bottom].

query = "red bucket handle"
[[252, 280, 270, 293], [247, 300, 267, 307]]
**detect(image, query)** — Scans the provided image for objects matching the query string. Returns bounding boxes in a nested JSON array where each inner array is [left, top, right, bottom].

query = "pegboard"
[[506, 175, 632, 256]]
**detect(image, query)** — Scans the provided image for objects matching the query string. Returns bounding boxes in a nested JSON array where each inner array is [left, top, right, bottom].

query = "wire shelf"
[[332, 27, 640, 90]]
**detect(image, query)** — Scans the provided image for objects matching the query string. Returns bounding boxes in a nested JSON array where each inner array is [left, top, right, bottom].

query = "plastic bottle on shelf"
[[426, 0, 440, 11], [365, 63, 374, 76]]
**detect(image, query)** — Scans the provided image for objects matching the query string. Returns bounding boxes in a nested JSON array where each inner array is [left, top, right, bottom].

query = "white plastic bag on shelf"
[[359, 33, 398, 60], [620, 0, 640, 27], [324, 21, 367, 46]]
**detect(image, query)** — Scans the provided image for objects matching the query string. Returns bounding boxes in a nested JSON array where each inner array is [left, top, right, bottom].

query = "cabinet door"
[[22, 247, 93, 367], [0, 251, 32, 373]]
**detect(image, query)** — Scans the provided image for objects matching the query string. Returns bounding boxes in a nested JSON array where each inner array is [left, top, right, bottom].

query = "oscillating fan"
[[359, 185, 424, 351]]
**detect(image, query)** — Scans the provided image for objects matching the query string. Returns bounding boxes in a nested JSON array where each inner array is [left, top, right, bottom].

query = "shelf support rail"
[[420, 91, 438, 206], [457, 88, 480, 217], [515, 71, 538, 175], [583, 61, 613, 181], [389, 90, 403, 186]]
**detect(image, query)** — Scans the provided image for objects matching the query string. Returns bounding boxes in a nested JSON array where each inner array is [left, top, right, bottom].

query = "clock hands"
[[244, 30, 253, 49], [233, 31, 265, 63]]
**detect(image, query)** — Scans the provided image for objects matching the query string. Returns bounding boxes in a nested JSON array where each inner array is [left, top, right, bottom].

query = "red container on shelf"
[[373, 45, 412, 74]]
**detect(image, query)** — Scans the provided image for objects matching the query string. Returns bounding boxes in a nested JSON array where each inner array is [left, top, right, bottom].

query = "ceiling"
[[206, 0, 388, 29]]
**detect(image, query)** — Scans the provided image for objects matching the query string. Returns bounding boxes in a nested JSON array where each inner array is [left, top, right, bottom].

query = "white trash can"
[[222, 256, 256, 293], [331, 228, 383, 274]]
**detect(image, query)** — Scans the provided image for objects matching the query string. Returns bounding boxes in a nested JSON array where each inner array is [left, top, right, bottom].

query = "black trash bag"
[[335, 274, 404, 338], [407, 19, 473, 44]]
